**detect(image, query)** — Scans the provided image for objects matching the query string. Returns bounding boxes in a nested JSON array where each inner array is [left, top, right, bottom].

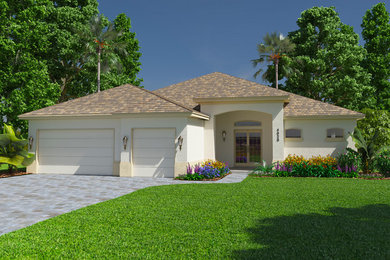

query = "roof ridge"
[[131, 84, 197, 113]]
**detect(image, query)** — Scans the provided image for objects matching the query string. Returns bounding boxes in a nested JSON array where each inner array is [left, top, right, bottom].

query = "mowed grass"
[[0, 177, 389, 259]]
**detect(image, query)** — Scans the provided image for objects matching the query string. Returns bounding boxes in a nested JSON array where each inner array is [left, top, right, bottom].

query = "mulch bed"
[[0, 171, 31, 178], [175, 172, 231, 181]]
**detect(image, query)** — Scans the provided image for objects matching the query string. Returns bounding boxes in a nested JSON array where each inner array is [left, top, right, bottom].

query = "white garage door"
[[133, 129, 175, 177], [38, 129, 114, 175]]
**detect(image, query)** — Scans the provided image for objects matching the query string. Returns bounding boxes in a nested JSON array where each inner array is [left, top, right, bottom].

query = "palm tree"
[[84, 15, 126, 92], [252, 32, 294, 89]]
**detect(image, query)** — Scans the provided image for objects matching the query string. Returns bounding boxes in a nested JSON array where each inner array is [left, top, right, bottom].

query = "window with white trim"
[[327, 128, 344, 139], [285, 129, 302, 139]]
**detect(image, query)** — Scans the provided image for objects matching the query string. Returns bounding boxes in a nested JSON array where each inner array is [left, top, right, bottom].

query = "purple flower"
[[337, 165, 342, 172], [194, 164, 201, 174], [186, 164, 193, 175]]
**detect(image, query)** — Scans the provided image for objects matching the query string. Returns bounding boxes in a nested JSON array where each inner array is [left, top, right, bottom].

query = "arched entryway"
[[215, 110, 273, 167]]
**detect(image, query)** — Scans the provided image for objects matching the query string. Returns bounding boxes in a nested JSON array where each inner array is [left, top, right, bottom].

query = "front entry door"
[[235, 131, 261, 166]]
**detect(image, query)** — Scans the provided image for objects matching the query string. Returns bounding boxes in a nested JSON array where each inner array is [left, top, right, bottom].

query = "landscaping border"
[[175, 172, 231, 181]]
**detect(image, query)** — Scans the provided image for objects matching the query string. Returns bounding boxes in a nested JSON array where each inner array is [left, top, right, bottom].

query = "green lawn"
[[0, 177, 389, 259]]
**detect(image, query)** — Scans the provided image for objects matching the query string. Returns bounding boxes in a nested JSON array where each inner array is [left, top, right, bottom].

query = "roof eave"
[[190, 111, 210, 120], [18, 111, 210, 120], [284, 114, 365, 120], [193, 95, 290, 104]]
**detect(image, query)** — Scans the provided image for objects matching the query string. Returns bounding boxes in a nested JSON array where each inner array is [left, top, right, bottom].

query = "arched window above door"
[[234, 121, 261, 127]]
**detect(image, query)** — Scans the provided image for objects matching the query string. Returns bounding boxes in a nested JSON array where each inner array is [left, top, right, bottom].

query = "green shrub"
[[251, 160, 273, 176], [376, 150, 390, 177], [350, 128, 389, 174], [336, 148, 362, 172], [274, 161, 358, 178], [0, 124, 35, 173], [357, 108, 390, 149]]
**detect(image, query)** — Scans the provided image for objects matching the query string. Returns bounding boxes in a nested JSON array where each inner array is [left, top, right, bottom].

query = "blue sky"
[[98, 0, 388, 90]]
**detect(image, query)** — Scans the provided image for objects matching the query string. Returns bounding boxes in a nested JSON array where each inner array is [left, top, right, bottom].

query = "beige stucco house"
[[19, 72, 364, 177]]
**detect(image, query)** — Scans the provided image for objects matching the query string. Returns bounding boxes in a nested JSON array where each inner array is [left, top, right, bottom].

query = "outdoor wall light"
[[122, 136, 128, 150], [28, 136, 33, 150], [178, 136, 184, 150], [222, 130, 227, 142]]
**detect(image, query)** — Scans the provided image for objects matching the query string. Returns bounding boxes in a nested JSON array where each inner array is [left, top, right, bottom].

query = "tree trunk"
[[97, 48, 101, 92], [275, 59, 279, 89]]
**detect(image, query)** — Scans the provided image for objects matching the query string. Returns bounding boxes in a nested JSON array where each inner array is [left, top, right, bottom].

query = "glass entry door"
[[235, 131, 261, 165]]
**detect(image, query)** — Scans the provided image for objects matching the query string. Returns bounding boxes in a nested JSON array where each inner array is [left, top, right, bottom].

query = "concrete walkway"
[[0, 170, 248, 236]]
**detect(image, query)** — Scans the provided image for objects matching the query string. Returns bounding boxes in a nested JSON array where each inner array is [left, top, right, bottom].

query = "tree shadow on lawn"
[[233, 204, 390, 259]]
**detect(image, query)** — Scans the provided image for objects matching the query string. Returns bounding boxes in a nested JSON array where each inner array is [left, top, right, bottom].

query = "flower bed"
[[376, 150, 390, 177], [176, 160, 230, 181], [251, 154, 359, 178]]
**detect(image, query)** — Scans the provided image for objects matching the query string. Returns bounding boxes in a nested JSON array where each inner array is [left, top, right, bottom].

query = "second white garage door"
[[38, 129, 114, 175], [133, 128, 175, 177]]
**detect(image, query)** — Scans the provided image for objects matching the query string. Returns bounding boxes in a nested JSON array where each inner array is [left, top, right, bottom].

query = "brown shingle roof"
[[154, 72, 364, 118], [19, 84, 204, 118]]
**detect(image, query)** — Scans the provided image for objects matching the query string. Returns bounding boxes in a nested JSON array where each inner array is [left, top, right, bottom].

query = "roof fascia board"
[[19, 112, 205, 120], [190, 112, 210, 120], [284, 115, 365, 120], [193, 96, 290, 104]]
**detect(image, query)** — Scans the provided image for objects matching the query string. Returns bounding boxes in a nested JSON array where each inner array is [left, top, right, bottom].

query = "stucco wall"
[[215, 111, 272, 166], [284, 119, 357, 158], [27, 115, 189, 177], [201, 102, 285, 164], [186, 118, 205, 162]]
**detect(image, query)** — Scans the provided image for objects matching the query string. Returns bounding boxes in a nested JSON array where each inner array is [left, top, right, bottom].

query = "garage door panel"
[[39, 139, 113, 148], [39, 165, 113, 175], [132, 158, 173, 168], [39, 156, 114, 166], [38, 129, 114, 175], [134, 129, 174, 138], [40, 130, 112, 139], [133, 139, 174, 149], [133, 148, 175, 159], [133, 129, 175, 177], [132, 167, 174, 177], [39, 147, 112, 157]]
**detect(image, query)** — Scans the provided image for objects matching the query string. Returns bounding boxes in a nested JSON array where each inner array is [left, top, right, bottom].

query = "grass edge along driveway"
[[0, 177, 389, 259]]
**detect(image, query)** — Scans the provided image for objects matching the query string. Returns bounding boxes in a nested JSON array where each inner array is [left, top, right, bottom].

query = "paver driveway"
[[0, 171, 248, 236]]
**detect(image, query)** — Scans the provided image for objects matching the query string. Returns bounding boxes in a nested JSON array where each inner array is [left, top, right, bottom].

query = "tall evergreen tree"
[[0, 1, 143, 134], [0, 0, 60, 133], [361, 2, 390, 110], [114, 13, 143, 87], [46, 0, 99, 102], [285, 7, 374, 110]]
